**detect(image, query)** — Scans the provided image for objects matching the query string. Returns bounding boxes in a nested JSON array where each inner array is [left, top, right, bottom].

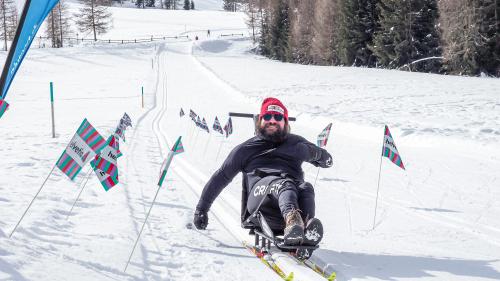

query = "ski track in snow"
[[1, 5, 500, 281], [121, 42, 280, 280]]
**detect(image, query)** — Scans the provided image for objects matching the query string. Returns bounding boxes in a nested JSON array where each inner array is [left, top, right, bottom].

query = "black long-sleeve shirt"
[[196, 133, 332, 212]]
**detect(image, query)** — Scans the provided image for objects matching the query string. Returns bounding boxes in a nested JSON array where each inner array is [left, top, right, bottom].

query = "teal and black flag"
[[382, 125, 405, 170]]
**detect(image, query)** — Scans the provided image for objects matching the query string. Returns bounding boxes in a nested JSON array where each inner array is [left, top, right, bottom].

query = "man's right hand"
[[317, 153, 333, 168], [311, 150, 333, 168], [193, 209, 209, 230]]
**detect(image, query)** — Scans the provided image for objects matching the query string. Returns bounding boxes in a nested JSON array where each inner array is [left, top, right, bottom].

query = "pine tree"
[[164, 0, 172, 9], [476, 0, 499, 76], [164, 0, 181, 9], [370, 0, 441, 71], [0, 0, 17, 51], [370, 0, 412, 68], [336, 0, 378, 67], [136, 0, 145, 8], [184, 0, 190, 10], [409, 0, 441, 72], [190, 0, 194, 9], [259, 8, 271, 56], [146, 0, 155, 7], [75, 0, 113, 41], [269, 0, 290, 61], [223, 0, 236, 11]]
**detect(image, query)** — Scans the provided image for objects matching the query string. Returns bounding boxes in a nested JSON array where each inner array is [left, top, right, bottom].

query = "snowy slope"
[[1, 4, 500, 281]]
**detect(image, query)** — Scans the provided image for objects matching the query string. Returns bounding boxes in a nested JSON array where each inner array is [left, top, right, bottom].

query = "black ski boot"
[[283, 209, 304, 245], [296, 218, 323, 260], [303, 218, 323, 245]]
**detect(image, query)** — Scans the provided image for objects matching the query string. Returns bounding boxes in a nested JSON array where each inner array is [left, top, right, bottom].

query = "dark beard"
[[258, 123, 286, 143]]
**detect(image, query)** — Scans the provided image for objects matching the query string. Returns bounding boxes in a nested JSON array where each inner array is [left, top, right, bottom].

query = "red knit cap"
[[260, 97, 288, 121]]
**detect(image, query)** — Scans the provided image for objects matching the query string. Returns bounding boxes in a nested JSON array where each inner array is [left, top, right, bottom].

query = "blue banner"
[[0, 0, 60, 99]]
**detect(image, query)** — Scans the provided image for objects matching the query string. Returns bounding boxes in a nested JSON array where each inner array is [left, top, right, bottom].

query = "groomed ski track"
[[129, 40, 329, 280]]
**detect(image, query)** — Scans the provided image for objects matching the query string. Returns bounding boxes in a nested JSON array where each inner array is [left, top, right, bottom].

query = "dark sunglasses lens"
[[263, 114, 272, 121], [274, 114, 284, 121]]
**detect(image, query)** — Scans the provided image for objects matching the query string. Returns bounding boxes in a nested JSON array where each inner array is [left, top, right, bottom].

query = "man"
[[193, 97, 332, 246]]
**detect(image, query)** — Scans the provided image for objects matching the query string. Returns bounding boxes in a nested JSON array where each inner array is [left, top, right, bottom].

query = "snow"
[[1, 3, 500, 281]]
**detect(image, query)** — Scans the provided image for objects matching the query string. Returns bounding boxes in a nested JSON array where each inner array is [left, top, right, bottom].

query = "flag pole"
[[313, 167, 320, 187], [67, 169, 93, 219], [50, 82, 56, 138], [77, 165, 92, 187], [125, 148, 176, 272], [215, 138, 224, 163], [189, 123, 196, 145], [192, 129, 200, 150], [203, 133, 211, 156], [124, 182, 163, 272], [372, 128, 386, 230], [372, 155, 383, 230], [141, 86, 144, 108], [10, 163, 56, 238]]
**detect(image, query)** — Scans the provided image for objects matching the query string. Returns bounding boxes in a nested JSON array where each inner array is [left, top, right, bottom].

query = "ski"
[[245, 237, 337, 281], [264, 243, 336, 281], [247, 212, 336, 280], [243, 241, 294, 281], [288, 253, 337, 281]]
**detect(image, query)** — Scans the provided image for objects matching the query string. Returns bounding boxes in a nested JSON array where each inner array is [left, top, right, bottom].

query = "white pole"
[[192, 129, 201, 150], [76, 165, 92, 188], [10, 164, 57, 238], [67, 169, 93, 219], [313, 167, 320, 187], [372, 127, 387, 230], [50, 82, 56, 138], [124, 183, 163, 272], [188, 123, 195, 144], [372, 155, 384, 230], [203, 133, 211, 156], [215, 138, 224, 163], [188, 121, 197, 146]]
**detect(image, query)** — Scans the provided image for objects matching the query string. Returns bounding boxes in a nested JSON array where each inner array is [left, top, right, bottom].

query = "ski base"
[[243, 241, 294, 281], [246, 212, 336, 280]]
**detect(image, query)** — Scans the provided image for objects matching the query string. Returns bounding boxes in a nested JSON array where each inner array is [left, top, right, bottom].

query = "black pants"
[[247, 176, 315, 231]]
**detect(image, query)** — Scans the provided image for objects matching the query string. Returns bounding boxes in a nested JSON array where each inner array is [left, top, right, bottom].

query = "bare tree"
[[45, 1, 72, 48], [288, 0, 315, 63], [0, 0, 17, 51], [75, 0, 113, 41], [244, 0, 263, 43], [439, 0, 498, 76], [310, 0, 339, 65]]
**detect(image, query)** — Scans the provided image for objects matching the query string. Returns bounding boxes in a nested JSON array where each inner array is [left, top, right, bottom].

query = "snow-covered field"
[[1, 3, 499, 281]]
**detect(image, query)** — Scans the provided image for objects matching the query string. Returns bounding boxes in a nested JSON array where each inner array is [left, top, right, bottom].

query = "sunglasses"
[[262, 113, 284, 122]]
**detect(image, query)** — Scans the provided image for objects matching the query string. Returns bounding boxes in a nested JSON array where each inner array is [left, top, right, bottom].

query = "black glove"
[[193, 209, 209, 230], [313, 151, 333, 168]]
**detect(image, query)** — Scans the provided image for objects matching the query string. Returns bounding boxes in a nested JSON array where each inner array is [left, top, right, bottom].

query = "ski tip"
[[327, 272, 337, 281], [285, 272, 294, 281]]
